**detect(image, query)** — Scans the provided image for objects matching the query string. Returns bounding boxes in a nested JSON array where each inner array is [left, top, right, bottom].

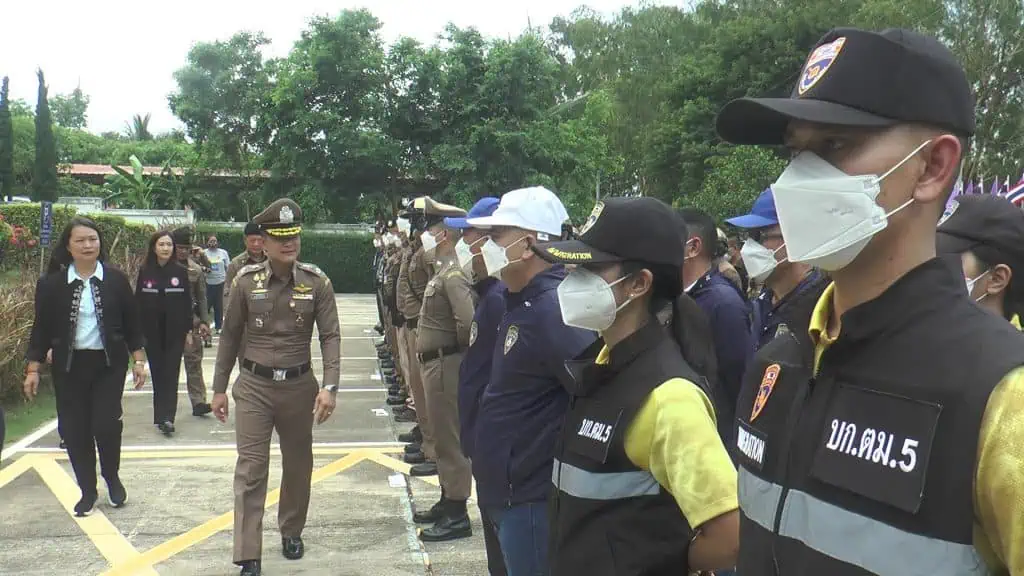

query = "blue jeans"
[[484, 502, 550, 576]]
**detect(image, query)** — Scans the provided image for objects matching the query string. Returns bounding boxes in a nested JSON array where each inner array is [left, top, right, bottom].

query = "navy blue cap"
[[445, 197, 499, 229], [726, 188, 778, 229]]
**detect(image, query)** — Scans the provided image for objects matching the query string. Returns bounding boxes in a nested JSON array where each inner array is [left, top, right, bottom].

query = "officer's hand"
[[132, 362, 147, 390], [313, 389, 337, 425], [23, 371, 39, 400], [199, 324, 211, 339], [185, 332, 194, 348], [212, 393, 229, 423], [45, 349, 53, 365]]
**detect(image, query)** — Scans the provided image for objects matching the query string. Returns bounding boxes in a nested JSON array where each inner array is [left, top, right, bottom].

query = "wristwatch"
[[323, 384, 339, 393]]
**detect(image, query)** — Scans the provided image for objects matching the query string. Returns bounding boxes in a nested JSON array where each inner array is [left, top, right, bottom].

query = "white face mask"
[[966, 270, 989, 301], [557, 267, 632, 332], [373, 238, 382, 249], [771, 140, 931, 271], [740, 238, 787, 282], [456, 237, 485, 276], [481, 236, 526, 278], [421, 231, 439, 254]]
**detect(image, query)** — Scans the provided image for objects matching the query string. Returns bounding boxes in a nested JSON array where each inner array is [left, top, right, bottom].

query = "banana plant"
[[103, 154, 163, 209]]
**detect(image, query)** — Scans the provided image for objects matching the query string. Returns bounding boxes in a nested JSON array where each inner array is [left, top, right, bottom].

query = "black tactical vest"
[[733, 259, 1024, 576], [550, 319, 709, 576]]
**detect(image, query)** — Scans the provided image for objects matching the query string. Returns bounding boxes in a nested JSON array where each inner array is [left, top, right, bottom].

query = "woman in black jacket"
[[136, 230, 194, 436], [23, 217, 147, 517]]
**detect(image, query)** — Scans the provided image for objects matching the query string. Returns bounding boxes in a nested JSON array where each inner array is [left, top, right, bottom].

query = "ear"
[[688, 236, 703, 259], [629, 268, 654, 299], [987, 263, 1012, 295], [913, 135, 961, 206]]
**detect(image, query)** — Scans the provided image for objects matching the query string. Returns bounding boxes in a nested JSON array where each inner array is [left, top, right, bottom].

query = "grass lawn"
[[3, 388, 56, 447]]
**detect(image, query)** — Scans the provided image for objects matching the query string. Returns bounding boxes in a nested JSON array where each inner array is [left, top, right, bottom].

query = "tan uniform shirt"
[[383, 250, 402, 306], [224, 252, 266, 302], [399, 246, 430, 320], [416, 259, 477, 353], [184, 258, 209, 326], [213, 260, 341, 393]]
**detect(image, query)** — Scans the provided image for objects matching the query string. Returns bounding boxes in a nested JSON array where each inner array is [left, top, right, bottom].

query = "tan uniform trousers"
[[421, 352, 472, 500], [183, 328, 208, 407], [401, 327, 436, 460], [395, 326, 413, 398], [231, 369, 317, 563]]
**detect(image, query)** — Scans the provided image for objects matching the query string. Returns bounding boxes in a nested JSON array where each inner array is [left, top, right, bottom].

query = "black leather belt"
[[417, 345, 461, 363], [406, 317, 418, 329], [242, 359, 311, 381]]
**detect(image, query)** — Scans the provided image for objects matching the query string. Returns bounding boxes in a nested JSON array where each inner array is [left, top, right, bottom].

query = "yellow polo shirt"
[[810, 283, 1024, 574], [588, 346, 739, 529]]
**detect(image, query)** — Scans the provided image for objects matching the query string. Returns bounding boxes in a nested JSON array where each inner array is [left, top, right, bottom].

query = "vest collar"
[[822, 258, 965, 344], [564, 316, 664, 397]]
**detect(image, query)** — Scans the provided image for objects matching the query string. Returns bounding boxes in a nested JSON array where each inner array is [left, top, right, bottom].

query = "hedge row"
[[196, 225, 376, 294], [0, 202, 153, 259]]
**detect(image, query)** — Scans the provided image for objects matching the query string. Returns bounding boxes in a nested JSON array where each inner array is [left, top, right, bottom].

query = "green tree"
[[50, 86, 90, 129], [124, 113, 153, 141], [0, 77, 14, 201], [169, 31, 273, 169], [33, 69, 59, 202]]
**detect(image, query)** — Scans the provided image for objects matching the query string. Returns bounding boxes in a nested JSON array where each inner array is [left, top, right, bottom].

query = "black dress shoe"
[[394, 408, 417, 423], [157, 421, 175, 437], [374, 324, 384, 335], [404, 443, 421, 455], [238, 559, 261, 575], [420, 513, 472, 541], [193, 403, 213, 416], [377, 351, 391, 359], [409, 461, 438, 477], [413, 499, 445, 524], [74, 492, 98, 517], [282, 536, 304, 560], [386, 395, 407, 406], [381, 360, 395, 369], [398, 426, 422, 443], [404, 451, 426, 464]]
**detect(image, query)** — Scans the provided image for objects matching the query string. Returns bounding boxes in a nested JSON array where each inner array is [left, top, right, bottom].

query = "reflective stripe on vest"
[[552, 459, 661, 500], [738, 468, 987, 576]]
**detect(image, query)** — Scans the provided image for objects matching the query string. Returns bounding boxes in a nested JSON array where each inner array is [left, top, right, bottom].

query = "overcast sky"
[[1, 0, 662, 135]]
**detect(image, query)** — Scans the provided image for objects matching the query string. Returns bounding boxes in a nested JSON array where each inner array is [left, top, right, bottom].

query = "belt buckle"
[[273, 369, 287, 382]]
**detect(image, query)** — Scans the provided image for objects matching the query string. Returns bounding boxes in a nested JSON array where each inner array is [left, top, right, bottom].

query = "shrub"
[[197, 225, 376, 293], [0, 276, 40, 404]]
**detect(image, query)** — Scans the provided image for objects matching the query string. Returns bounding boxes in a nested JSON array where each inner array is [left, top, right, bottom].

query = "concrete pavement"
[[0, 294, 489, 576]]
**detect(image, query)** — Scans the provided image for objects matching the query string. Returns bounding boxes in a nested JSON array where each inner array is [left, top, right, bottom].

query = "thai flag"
[[1006, 180, 1024, 205]]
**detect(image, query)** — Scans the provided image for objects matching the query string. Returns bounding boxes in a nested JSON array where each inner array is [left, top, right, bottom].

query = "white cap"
[[466, 186, 568, 239]]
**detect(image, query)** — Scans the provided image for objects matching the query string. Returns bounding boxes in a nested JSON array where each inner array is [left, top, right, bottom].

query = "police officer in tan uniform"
[[224, 222, 266, 304], [173, 227, 213, 416], [414, 198, 476, 541], [397, 198, 438, 476], [211, 198, 341, 576]]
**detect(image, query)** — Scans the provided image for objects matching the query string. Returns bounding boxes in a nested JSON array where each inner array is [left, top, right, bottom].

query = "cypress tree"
[[0, 76, 13, 202], [33, 69, 58, 202]]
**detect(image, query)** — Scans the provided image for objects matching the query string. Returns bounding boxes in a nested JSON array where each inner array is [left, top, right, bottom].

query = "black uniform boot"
[[419, 499, 472, 542], [413, 497, 445, 523]]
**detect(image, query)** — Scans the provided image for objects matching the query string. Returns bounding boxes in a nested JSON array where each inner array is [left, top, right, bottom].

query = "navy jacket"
[[458, 277, 506, 458], [473, 265, 597, 507], [749, 269, 826, 352], [688, 267, 752, 416]]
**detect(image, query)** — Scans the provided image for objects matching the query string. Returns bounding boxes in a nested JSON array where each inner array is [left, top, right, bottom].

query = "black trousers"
[[147, 339, 185, 424], [53, 350, 126, 496]]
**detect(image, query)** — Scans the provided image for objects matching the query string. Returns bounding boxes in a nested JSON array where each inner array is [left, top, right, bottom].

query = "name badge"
[[250, 292, 269, 301], [810, 383, 941, 514], [736, 419, 767, 470], [141, 288, 159, 294], [291, 293, 314, 301], [165, 287, 185, 293], [566, 402, 623, 464]]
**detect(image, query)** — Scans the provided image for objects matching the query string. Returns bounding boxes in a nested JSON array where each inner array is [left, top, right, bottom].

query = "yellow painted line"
[[33, 458, 158, 575], [364, 452, 478, 501], [101, 450, 369, 576], [0, 454, 37, 490], [51, 447, 404, 461]]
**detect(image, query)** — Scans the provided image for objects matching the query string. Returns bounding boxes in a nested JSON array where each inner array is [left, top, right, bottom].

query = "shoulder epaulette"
[[239, 263, 264, 277], [296, 262, 326, 277]]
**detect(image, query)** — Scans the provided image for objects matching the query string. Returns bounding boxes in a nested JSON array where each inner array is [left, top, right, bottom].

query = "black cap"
[[716, 28, 975, 145], [937, 195, 1024, 270], [536, 197, 689, 267], [244, 222, 261, 236]]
